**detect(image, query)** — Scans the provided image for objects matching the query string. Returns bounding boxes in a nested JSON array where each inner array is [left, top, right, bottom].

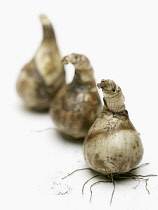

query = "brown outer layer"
[[50, 74, 102, 138], [16, 60, 65, 109]]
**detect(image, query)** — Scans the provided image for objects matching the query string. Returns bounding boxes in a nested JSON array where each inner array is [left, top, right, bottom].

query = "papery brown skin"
[[16, 14, 65, 110], [50, 53, 102, 139], [83, 79, 144, 175]]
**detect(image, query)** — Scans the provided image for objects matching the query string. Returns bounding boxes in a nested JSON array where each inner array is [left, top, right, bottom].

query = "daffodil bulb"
[[50, 53, 102, 138], [16, 14, 65, 110], [83, 79, 143, 174]]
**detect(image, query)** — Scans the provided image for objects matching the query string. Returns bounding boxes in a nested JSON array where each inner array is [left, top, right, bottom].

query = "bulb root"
[[62, 163, 157, 204], [82, 175, 105, 194], [30, 127, 58, 132], [62, 168, 93, 180]]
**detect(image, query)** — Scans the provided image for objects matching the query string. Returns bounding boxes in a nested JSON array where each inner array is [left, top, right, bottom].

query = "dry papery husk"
[[50, 53, 102, 139], [16, 14, 65, 110], [62, 79, 156, 204]]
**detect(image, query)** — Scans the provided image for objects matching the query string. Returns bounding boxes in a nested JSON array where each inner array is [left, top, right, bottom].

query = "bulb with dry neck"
[[83, 79, 144, 175], [50, 53, 102, 138], [16, 14, 65, 110]]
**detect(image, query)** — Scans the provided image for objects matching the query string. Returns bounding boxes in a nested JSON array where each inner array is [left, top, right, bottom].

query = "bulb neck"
[[72, 68, 96, 85], [42, 25, 56, 41], [103, 88, 125, 112]]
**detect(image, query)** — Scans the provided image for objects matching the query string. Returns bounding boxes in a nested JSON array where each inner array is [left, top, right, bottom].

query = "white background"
[[0, 0, 158, 209]]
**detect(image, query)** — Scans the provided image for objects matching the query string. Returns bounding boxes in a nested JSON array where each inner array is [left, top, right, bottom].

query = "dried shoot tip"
[[97, 79, 125, 112], [39, 14, 51, 26], [61, 53, 92, 70], [97, 79, 117, 93], [61, 53, 82, 65]]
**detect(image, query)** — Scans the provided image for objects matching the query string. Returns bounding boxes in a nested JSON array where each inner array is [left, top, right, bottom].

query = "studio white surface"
[[0, 0, 158, 209]]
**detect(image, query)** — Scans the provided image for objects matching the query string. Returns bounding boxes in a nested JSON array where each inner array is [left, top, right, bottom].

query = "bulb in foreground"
[[16, 14, 65, 110], [50, 53, 102, 138], [83, 79, 144, 175]]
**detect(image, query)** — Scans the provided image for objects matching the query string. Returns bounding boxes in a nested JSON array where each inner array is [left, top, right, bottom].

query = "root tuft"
[[62, 163, 157, 204]]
